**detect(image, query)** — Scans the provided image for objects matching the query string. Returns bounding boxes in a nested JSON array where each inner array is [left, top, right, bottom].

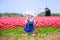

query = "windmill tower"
[[44, 1, 51, 16]]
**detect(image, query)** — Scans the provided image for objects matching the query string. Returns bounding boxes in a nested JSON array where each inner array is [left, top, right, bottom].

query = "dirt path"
[[0, 36, 8, 40], [42, 33, 60, 40], [0, 33, 60, 40]]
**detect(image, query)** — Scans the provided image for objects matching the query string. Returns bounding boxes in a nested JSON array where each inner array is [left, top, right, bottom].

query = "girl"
[[24, 13, 35, 36]]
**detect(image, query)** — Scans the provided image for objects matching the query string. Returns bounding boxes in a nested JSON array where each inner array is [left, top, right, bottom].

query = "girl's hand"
[[25, 17, 28, 24], [25, 20, 28, 24]]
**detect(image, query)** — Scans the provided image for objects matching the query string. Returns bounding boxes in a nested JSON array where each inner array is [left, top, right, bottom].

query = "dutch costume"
[[24, 17, 34, 33]]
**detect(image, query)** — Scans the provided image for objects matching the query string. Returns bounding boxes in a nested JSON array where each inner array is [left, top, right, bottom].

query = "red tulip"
[[20, 30, 22, 32]]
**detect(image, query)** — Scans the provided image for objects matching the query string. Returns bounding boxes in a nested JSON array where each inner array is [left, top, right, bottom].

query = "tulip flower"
[[0, 16, 60, 30]]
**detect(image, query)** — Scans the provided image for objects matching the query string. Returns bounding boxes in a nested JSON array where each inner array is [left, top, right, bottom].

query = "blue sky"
[[0, 0, 60, 14]]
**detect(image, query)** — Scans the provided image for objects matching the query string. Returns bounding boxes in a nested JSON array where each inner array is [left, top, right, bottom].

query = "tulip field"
[[0, 16, 60, 40], [0, 16, 60, 30]]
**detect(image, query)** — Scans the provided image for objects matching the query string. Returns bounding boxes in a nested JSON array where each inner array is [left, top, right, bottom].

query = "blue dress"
[[24, 17, 34, 33]]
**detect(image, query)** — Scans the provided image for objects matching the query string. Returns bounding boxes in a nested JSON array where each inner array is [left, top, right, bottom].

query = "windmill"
[[44, 2, 51, 16]]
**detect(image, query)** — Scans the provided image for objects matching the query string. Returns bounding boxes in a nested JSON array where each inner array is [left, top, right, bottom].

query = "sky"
[[0, 0, 60, 14]]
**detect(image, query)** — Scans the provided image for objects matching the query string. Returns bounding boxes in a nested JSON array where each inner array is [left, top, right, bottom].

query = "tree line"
[[0, 12, 60, 17]]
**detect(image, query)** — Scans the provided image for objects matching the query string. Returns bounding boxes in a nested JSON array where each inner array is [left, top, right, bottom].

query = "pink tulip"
[[0, 16, 60, 30]]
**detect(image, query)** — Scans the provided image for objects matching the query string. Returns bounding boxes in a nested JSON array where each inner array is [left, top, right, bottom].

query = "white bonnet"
[[26, 10, 36, 16]]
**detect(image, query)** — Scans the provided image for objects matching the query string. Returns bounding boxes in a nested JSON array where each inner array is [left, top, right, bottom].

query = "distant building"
[[45, 7, 51, 16]]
